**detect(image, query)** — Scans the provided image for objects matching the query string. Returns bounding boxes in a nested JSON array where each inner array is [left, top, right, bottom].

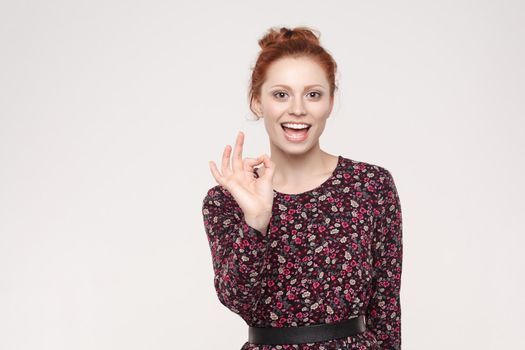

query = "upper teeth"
[[282, 123, 310, 129]]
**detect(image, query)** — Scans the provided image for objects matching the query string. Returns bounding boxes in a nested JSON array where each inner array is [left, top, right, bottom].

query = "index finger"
[[231, 131, 244, 172]]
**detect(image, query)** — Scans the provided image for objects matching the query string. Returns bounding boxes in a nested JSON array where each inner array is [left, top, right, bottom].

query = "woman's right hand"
[[208, 131, 275, 234]]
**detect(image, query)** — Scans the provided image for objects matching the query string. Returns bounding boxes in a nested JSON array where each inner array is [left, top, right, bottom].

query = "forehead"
[[263, 56, 329, 89]]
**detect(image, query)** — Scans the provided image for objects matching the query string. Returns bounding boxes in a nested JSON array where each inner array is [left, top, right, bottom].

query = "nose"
[[289, 96, 307, 116]]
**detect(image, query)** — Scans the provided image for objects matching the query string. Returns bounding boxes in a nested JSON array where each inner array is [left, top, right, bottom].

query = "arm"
[[366, 169, 403, 349], [201, 185, 271, 317]]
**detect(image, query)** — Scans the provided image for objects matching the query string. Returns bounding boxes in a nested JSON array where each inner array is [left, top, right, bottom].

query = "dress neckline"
[[271, 155, 343, 197]]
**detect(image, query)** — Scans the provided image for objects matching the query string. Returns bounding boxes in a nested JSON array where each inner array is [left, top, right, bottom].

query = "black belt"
[[248, 315, 366, 345]]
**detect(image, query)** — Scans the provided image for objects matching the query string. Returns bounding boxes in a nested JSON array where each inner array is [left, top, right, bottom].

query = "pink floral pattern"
[[202, 155, 403, 349]]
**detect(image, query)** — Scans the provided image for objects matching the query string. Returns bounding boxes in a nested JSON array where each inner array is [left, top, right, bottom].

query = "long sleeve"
[[366, 169, 403, 349], [201, 185, 271, 319]]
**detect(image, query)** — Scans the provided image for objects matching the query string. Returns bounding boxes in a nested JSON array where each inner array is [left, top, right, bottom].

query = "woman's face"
[[252, 56, 334, 154]]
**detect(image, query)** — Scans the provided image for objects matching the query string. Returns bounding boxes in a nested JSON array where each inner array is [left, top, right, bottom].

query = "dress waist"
[[248, 315, 367, 345]]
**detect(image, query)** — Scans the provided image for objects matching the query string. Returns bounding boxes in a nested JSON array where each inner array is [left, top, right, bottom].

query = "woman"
[[202, 26, 403, 350]]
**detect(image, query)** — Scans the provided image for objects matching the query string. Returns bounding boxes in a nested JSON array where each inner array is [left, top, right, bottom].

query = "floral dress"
[[201, 155, 403, 350]]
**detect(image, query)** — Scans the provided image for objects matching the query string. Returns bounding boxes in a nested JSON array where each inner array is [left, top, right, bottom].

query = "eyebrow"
[[269, 84, 326, 90]]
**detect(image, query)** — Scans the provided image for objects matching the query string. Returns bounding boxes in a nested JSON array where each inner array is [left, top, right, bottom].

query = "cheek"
[[265, 102, 288, 116], [307, 101, 332, 116]]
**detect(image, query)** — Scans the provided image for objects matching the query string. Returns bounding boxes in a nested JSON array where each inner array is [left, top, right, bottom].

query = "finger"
[[244, 154, 265, 166], [261, 154, 275, 179], [232, 131, 244, 173], [221, 144, 232, 176], [243, 155, 265, 171], [209, 161, 224, 186]]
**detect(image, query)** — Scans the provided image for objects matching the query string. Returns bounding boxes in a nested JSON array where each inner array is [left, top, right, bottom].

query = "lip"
[[280, 122, 312, 127], [281, 124, 311, 143]]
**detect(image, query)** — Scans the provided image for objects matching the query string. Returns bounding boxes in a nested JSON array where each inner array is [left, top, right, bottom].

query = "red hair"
[[248, 26, 338, 118]]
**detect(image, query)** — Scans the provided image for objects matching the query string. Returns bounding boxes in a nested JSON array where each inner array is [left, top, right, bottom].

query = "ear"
[[327, 94, 334, 117], [251, 97, 263, 118]]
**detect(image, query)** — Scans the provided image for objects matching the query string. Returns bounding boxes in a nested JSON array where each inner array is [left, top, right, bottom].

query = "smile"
[[281, 122, 311, 142]]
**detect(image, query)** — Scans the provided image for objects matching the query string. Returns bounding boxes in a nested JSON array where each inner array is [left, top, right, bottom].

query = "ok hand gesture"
[[208, 131, 275, 233]]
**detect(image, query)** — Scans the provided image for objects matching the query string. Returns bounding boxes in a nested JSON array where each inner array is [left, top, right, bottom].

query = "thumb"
[[243, 155, 265, 168], [260, 154, 275, 180]]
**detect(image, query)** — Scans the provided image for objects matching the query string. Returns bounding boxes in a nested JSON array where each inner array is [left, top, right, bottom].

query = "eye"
[[273, 91, 288, 100], [307, 91, 322, 99]]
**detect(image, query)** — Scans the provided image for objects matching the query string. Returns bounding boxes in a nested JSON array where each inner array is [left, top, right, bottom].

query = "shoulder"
[[338, 155, 397, 196]]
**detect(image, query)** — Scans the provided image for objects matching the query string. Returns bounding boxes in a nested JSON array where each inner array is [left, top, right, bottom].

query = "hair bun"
[[258, 26, 321, 49]]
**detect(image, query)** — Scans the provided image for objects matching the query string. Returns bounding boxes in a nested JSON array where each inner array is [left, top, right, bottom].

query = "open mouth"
[[281, 123, 311, 141]]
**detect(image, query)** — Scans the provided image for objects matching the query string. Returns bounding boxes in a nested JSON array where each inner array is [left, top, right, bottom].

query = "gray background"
[[1, 0, 524, 349]]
